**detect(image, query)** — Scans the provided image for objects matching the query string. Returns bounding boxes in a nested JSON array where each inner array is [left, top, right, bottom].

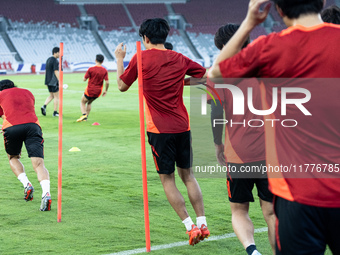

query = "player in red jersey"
[[77, 54, 109, 122], [210, 0, 340, 254], [209, 24, 275, 255], [115, 18, 209, 245], [0, 79, 51, 211]]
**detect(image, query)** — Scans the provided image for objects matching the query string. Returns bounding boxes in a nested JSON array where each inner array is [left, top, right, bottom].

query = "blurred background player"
[[321, 5, 340, 24], [210, 0, 340, 254], [41, 47, 60, 117], [209, 24, 275, 255], [77, 54, 109, 122], [115, 18, 209, 246], [0, 79, 51, 211], [164, 42, 173, 50]]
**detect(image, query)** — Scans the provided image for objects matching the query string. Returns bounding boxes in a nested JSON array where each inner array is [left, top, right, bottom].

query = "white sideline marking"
[[107, 227, 268, 255]]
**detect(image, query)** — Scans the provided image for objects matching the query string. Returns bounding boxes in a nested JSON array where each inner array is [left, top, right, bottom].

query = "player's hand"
[[245, 0, 271, 28], [215, 143, 226, 166], [115, 43, 127, 59], [102, 91, 107, 97]]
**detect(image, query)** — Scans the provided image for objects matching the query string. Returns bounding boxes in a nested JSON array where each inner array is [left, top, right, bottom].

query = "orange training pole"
[[57, 42, 64, 222], [137, 41, 151, 252]]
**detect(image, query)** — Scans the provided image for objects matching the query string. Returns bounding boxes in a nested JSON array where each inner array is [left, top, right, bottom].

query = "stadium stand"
[[173, 0, 249, 34], [127, 4, 168, 26], [1, 0, 80, 26], [8, 26, 104, 63], [0, 36, 12, 55], [99, 30, 140, 60], [167, 29, 196, 59], [84, 4, 132, 31], [187, 32, 218, 65], [0, 37, 14, 71]]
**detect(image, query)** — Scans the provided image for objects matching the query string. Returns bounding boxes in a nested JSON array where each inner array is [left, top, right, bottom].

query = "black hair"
[[139, 18, 170, 44], [272, 0, 323, 19], [0, 79, 16, 91], [321, 5, 340, 24], [214, 24, 250, 50], [164, 42, 173, 50], [96, 54, 104, 63], [52, 47, 60, 55]]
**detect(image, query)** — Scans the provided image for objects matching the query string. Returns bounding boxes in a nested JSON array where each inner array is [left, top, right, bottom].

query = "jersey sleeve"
[[219, 35, 267, 78], [104, 70, 109, 81], [0, 106, 3, 117], [120, 54, 138, 87], [185, 57, 206, 78], [84, 68, 91, 79]]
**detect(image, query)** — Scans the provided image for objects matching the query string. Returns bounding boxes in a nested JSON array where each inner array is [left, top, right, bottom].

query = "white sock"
[[251, 250, 262, 255], [182, 217, 195, 231], [196, 216, 207, 228], [17, 173, 30, 187], [40, 180, 50, 197]]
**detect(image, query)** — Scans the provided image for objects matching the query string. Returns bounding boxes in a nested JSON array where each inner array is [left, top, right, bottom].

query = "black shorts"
[[48, 85, 59, 93], [275, 196, 340, 255], [84, 93, 98, 101], [226, 161, 273, 203], [147, 131, 192, 175], [3, 123, 44, 158]]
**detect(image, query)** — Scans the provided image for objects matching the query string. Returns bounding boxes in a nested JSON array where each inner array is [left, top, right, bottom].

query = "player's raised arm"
[[115, 43, 129, 92], [209, 0, 271, 78]]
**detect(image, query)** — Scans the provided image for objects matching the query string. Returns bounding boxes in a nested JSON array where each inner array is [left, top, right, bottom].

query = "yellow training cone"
[[69, 147, 81, 152]]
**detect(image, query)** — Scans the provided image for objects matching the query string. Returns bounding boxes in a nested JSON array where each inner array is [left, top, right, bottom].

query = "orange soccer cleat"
[[186, 224, 202, 246], [199, 224, 210, 241]]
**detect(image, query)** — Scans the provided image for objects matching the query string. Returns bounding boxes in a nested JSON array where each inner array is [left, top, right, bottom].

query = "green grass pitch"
[[0, 73, 332, 255]]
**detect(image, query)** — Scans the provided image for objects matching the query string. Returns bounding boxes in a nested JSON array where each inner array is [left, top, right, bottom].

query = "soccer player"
[[321, 5, 340, 24], [41, 47, 60, 117], [0, 79, 51, 211], [210, 24, 275, 255], [209, 0, 340, 254], [77, 54, 109, 122], [115, 18, 209, 246]]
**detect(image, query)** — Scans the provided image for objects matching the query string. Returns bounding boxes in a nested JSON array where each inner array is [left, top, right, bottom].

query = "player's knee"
[[31, 157, 45, 168], [8, 154, 20, 160], [178, 167, 194, 183], [261, 203, 274, 221]]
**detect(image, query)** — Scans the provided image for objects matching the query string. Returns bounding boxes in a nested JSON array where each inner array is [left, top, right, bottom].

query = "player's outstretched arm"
[[209, 0, 271, 78], [115, 43, 129, 92], [184, 68, 208, 86]]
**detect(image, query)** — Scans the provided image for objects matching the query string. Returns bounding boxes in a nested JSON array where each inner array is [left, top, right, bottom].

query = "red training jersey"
[[84, 65, 108, 98], [0, 87, 40, 130], [218, 23, 340, 208], [120, 48, 206, 133], [208, 79, 265, 163]]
